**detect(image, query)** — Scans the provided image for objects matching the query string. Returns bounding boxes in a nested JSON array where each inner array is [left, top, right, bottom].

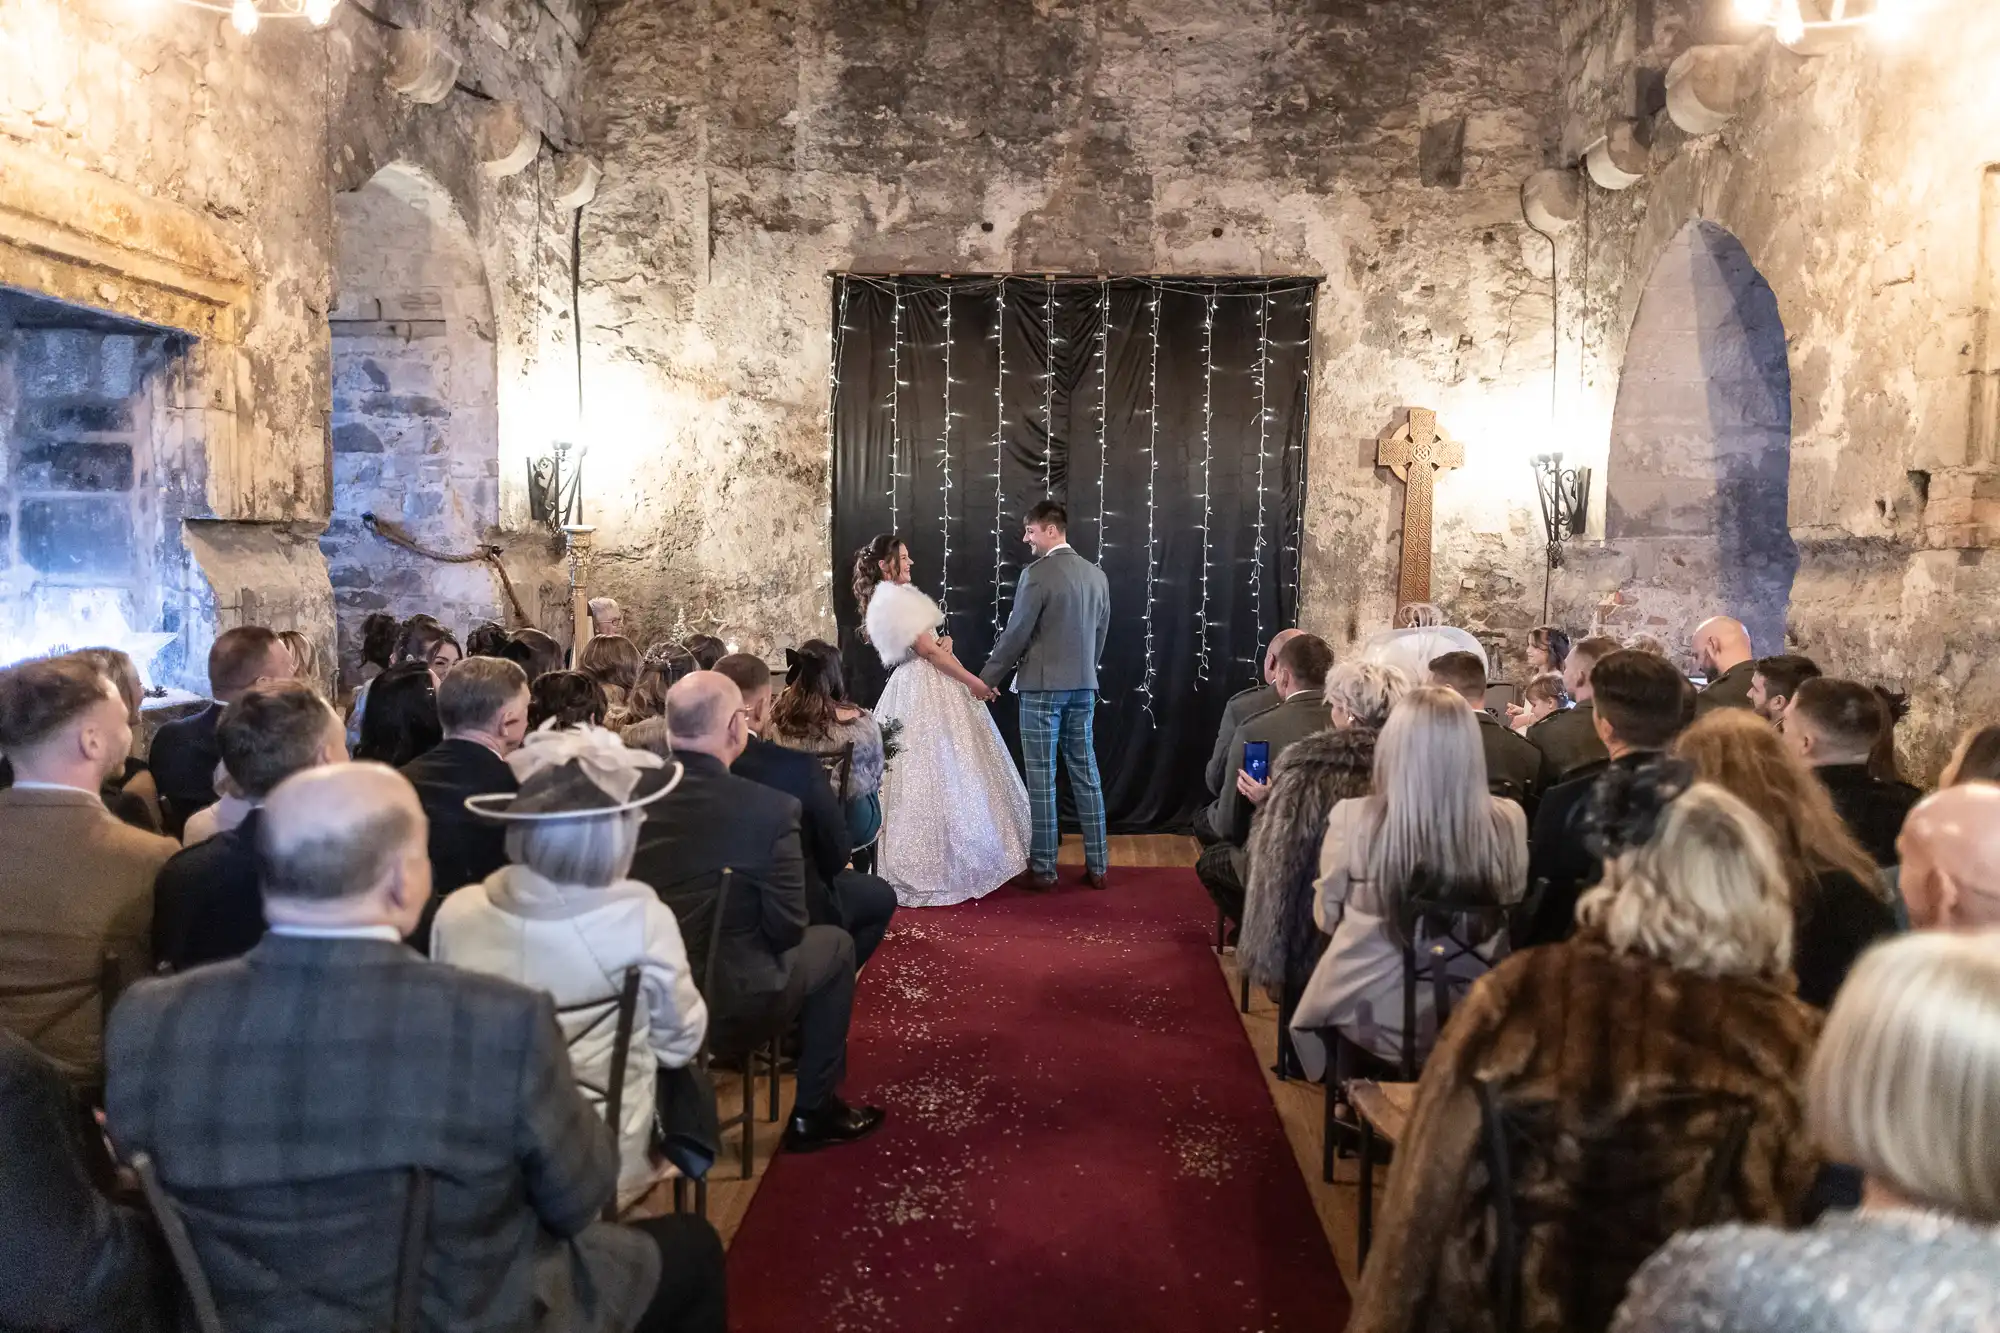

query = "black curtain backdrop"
[[831, 275, 1316, 834]]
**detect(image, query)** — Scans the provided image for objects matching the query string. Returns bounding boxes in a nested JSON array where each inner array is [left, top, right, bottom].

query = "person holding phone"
[[1196, 634, 1337, 939]]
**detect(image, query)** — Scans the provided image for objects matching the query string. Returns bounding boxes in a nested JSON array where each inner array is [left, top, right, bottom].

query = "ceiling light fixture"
[[1735, 0, 1917, 44], [178, 0, 340, 32]]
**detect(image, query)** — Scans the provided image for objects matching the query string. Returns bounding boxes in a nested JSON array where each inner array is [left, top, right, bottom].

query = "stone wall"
[[577, 0, 1562, 664], [1546, 0, 2000, 772]]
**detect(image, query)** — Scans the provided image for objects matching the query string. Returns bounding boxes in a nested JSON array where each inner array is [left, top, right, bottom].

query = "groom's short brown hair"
[[1027, 500, 1067, 532]]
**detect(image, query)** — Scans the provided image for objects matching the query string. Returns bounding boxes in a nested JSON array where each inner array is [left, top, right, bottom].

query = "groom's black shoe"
[[1023, 869, 1059, 891], [1083, 868, 1110, 891], [783, 1097, 887, 1153]]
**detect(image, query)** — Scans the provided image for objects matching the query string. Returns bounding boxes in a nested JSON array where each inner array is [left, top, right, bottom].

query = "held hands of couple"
[[968, 678, 1000, 703]]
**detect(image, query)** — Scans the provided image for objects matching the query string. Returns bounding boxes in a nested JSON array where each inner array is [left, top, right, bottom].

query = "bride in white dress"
[[856, 535, 1032, 908]]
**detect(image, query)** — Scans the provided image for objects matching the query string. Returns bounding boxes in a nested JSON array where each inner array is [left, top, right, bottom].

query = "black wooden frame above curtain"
[[830, 274, 1318, 834]]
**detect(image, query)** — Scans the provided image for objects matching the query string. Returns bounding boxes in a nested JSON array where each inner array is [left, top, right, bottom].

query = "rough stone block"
[[31, 400, 135, 434], [20, 497, 133, 575], [19, 332, 98, 398], [333, 422, 385, 453], [17, 440, 135, 491], [1421, 117, 1467, 188]]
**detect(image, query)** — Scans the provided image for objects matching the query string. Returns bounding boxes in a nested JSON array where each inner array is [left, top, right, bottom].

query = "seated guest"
[[630, 672, 884, 1152], [1691, 615, 1756, 712], [106, 763, 726, 1333], [1526, 633, 1619, 783], [1868, 685, 1912, 784], [0, 1031, 169, 1333], [502, 627, 567, 682], [400, 656, 530, 949], [1625, 632, 1668, 657], [1429, 649, 1541, 807], [580, 635, 643, 712], [152, 682, 346, 972], [354, 610, 399, 688], [1239, 662, 1407, 998], [1351, 776, 1821, 1333], [765, 639, 887, 849], [1675, 709, 1896, 1008], [345, 618, 461, 751], [1613, 932, 2000, 1333], [531, 670, 610, 731], [1507, 670, 1567, 736], [682, 635, 726, 671], [1942, 723, 2000, 786], [1358, 602, 1488, 686], [588, 596, 626, 640], [355, 660, 443, 767], [716, 653, 896, 972], [1783, 676, 1922, 867], [44, 646, 162, 833], [0, 655, 176, 1088], [1525, 624, 1569, 675], [150, 625, 294, 835], [1897, 784, 2000, 931], [278, 628, 320, 685], [433, 726, 708, 1209], [1522, 648, 1688, 948], [1196, 634, 1336, 935], [464, 620, 511, 658], [1291, 686, 1529, 1073], [1747, 651, 1820, 725], [613, 656, 683, 731], [1202, 628, 1300, 798]]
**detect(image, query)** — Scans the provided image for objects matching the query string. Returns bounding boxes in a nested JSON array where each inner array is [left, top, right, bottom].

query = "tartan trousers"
[[1019, 688, 1109, 875]]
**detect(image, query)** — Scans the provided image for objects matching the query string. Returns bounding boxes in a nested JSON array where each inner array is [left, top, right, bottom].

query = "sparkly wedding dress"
[[867, 580, 1032, 908]]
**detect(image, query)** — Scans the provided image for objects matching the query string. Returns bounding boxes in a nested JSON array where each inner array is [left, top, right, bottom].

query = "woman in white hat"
[[431, 724, 707, 1209]]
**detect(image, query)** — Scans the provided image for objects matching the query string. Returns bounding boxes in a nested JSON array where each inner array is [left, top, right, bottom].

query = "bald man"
[[1692, 616, 1756, 714], [106, 763, 728, 1332], [1203, 628, 1303, 802], [1897, 785, 2000, 932], [632, 672, 884, 1153]]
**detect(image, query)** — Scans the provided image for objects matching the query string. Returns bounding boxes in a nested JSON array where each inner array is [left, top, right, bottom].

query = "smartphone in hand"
[[1242, 740, 1271, 784]]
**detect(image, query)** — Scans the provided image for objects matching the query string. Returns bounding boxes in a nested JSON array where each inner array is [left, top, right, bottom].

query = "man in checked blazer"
[[106, 763, 725, 1333], [980, 500, 1114, 890]]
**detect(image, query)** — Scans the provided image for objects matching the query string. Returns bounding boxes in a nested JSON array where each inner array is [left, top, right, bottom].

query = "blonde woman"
[[1348, 776, 1822, 1333], [1290, 685, 1529, 1073], [1615, 931, 2000, 1333]]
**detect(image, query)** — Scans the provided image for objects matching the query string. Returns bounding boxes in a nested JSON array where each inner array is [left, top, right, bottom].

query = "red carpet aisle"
[[725, 869, 1352, 1332]]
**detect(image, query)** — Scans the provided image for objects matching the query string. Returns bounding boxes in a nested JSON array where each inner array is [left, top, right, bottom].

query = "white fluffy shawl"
[[866, 580, 942, 667]]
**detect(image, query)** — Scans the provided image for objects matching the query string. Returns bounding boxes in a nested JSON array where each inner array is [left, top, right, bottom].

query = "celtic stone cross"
[[1376, 408, 1464, 607]]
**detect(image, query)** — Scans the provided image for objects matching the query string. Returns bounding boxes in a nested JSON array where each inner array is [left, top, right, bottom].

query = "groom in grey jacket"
[[981, 501, 1113, 890]]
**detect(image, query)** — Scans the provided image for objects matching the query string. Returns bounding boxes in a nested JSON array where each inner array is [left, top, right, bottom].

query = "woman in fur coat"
[[1238, 661, 1410, 993], [1350, 770, 1823, 1333]]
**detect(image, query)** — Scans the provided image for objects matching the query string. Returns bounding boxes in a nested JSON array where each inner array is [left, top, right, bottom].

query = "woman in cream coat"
[[1290, 686, 1528, 1077], [432, 725, 707, 1208]]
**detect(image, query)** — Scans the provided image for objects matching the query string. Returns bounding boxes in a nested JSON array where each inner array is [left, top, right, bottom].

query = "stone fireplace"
[[0, 139, 334, 695]]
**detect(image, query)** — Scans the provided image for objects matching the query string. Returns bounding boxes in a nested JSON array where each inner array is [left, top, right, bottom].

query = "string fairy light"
[[1139, 283, 1162, 724], [888, 280, 904, 533], [1095, 277, 1110, 562], [1250, 284, 1272, 655], [824, 276, 851, 589], [1195, 289, 1216, 682], [1290, 288, 1316, 614], [937, 286, 954, 615], [1043, 276, 1057, 496], [992, 277, 1009, 634]]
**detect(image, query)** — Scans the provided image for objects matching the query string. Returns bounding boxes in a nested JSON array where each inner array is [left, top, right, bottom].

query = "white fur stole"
[[865, 581, 942, 667]]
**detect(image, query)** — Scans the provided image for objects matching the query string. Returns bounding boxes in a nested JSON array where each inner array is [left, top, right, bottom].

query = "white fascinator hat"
[[465, 722, 683, 821]]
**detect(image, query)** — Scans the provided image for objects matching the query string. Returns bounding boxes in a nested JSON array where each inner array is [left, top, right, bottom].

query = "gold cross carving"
[[1376, 408, 1464, 608]]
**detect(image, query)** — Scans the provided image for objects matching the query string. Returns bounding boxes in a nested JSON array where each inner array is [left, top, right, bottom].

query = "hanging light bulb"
[[1734, 0, 1771, 20], [230, 0, 260, 33], [1775, 0, 1807, 42], [304, 0, 337, 25]]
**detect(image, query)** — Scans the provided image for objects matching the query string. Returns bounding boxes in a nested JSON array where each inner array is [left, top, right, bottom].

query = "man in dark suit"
[[1521, 650, 1689, 947], [1428, 649, 1542, 810], [152, 681, 346, 972], [1786, 676, 1923, 867], [714, 654, 896, 970], [400, 656, 530, 949], [1692, 615, 1758, 714], [146, 626, 296, 837], [108, 763, 725, 1333], [1196, 634, 1336, 932], [1526, 633, 1619, 784], [1200, 628, 1300, 805], [631, 672, 884, 1153], [1747, 652, 1821, 725]]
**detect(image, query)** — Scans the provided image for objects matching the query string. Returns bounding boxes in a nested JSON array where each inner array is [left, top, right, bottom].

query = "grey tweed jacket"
[[105, 934, 658, 1333], [981, 545, 1112, 692]]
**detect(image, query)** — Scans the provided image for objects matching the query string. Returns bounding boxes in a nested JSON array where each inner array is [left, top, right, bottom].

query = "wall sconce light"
[[1531, 451, 1591, 620], [528, 439, 585, 534]]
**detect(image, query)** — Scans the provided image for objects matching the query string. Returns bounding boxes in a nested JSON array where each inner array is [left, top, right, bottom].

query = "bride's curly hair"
[[851, 533, 905, 640]]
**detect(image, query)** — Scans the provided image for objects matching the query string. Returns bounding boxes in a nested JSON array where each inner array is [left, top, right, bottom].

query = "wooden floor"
[[631, 832, 1368, 1295]]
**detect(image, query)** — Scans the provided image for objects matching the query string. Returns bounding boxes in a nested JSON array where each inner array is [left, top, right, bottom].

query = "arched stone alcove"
[[321, 163, 504, 674], [1600, 221, 1796, 658]]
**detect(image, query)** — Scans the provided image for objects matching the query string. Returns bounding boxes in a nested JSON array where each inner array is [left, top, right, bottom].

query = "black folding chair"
[[555, 967, 642, 1220], [134, 1154, 432, 1333]]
